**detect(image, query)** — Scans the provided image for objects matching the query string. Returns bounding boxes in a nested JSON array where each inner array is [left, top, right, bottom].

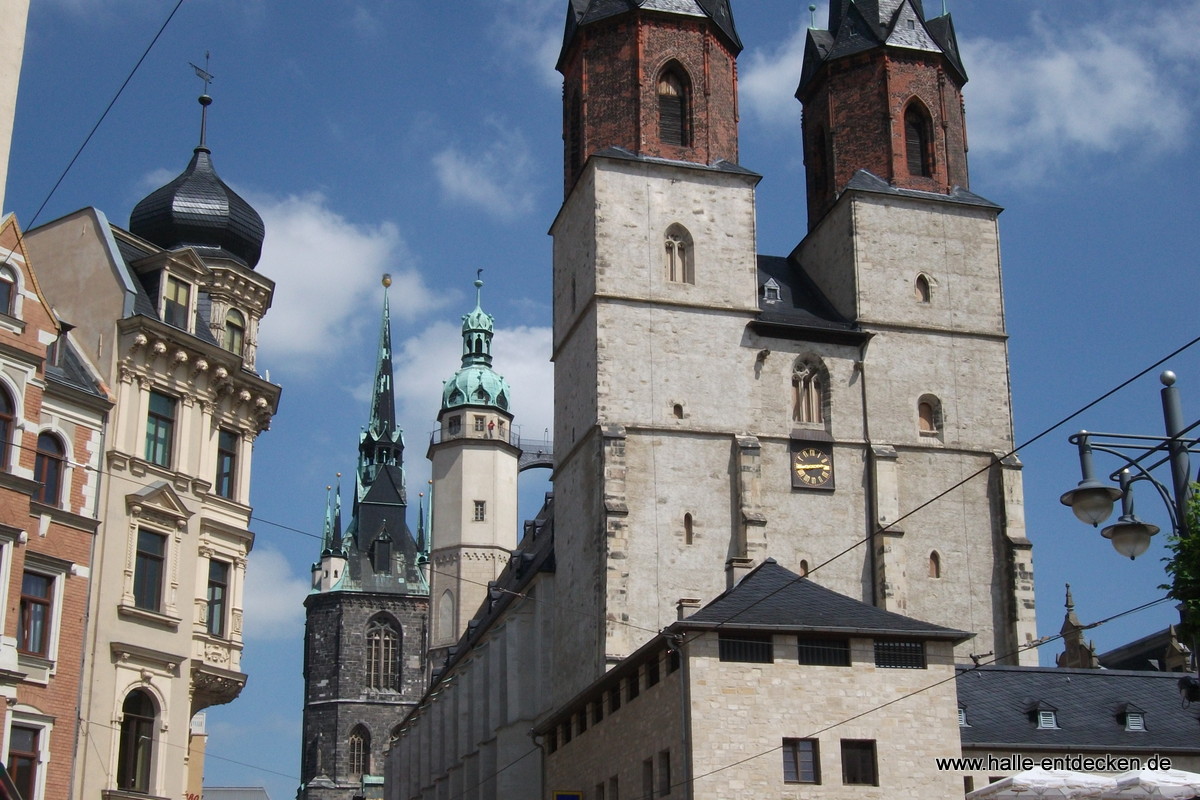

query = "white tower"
[[427, 278, 519, 660]]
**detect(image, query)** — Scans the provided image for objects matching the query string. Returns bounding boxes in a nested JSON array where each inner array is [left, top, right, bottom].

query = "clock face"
[[793, 446, 833, 488]]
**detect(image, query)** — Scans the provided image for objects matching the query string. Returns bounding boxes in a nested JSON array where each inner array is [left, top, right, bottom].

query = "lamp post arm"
[[1084, 442, 1181, 533], [1161, 374, 1194, 536]]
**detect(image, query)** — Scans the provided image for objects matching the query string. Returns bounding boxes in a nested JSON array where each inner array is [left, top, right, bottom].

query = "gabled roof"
[[957, 665, 1200, 752], [679, 559, 969, 640]]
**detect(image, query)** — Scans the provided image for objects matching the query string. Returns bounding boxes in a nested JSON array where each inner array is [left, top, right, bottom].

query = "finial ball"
[[199, 94, 213, 107], [382, 273, 392, 288], [809, 4, 816, 10], [474, 279, 484, 289], [1161, 370, 1177, 387]]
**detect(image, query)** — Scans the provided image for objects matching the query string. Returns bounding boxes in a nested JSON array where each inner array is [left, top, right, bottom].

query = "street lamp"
[[1059, 370, 1200, 700]]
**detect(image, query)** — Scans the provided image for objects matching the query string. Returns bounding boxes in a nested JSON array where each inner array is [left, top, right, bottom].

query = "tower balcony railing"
[[429, 423, 521, 448]]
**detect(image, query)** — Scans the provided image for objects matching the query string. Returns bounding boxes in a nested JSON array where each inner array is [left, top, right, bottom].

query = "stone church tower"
[[427, 279, 519, 664], [300, 277, 429, 800], [550, 0, 1036, 705]]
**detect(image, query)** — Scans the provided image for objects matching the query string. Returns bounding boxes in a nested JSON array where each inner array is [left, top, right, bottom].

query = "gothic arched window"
[[792, 361, 826, 424], [904, 101, 933, 177], [664, 224, 694, 284], [929, 551, 942, 578], [918, 394, 942, 435], [117, 690, 156, 793], [34, 432, 65, 506], [914, 273, 932, 303], [657, 67, 690, 146], [366, 618, 400, 691], [348, 725, 370, 777], [439, 589, 456, 642]]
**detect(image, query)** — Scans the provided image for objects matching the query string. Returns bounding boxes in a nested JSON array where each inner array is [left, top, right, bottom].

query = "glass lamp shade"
[[1060, 481, 1122, 526], [1101, 516, 1159, 560]]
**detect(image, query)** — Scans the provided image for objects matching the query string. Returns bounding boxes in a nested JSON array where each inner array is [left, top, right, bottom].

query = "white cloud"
[[432, 122, 537, 220], [739, 18, 812, 132], [251, 192, 440, 367], [962, 6, 1199, 183], [492, 0, 564, 89], [242, 546, 310, 641]]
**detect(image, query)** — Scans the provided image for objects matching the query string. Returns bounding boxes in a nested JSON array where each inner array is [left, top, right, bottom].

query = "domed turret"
[[129, 94, 265, 268], [441, 277, 512, 412]]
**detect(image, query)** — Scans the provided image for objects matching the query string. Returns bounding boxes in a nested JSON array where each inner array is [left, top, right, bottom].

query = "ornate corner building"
[[22, 94, 281, 800]]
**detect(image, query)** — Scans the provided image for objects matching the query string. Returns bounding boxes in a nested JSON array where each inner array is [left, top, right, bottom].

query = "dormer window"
[[1125, 711, 1145, 731], [763, 278, 781, 303], [958, 707, 968, 727], [223, 309, 245, 355], [162, 275, 191, 330], [1037, 710, 1058, 729]]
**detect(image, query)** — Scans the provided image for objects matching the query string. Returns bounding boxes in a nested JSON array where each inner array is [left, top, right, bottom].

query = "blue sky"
[[6, 1, 1200, 796]]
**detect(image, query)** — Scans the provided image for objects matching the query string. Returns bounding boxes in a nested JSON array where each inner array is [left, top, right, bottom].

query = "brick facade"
[[560, 10, 740, 193]]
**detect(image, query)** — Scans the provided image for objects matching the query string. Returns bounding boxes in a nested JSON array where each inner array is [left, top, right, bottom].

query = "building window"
[[33, 432, 65, 506], [133, 529, 167, 611], [915, 273, 932, 302], [762, 278, 782, 303], [658, 67, 689, 146], [718, 632, 773, 663], [792, 362, 825, 424], [658, 750, 671, 796], [117, 690, 156, 793], [1037, 709, 1058, 729], [473, 500, 486, 522], [162, 275, 191, 329], [609, 684, 621, 713], [609, 775, 620, 800], [874, 640, 926, 669], [18, 572, 52, 656], [642, 758, 654, 800], [367, 618, 400, 691], [917, 394, 941, 436], [448, 415, 461, 436], [348, 726, 370, 777], [840, 740, 878, 786], [958, 707, 968, 727], [929, 550, 941, 578], [647, 656, 660, 687], [474, 415, 486, 432], [904, 101, 933, 177], [783, 738, 820, 784], [0, 386, 13, 470], [683, 513, 694, 545], [438, 590, 455, 641], [627, 671, 640, 701], [0, 267, 15, 316], [207, 560, 229, 638], [664, 224, 694, 284], [8, 725, 39, 800], [215, 430, 238, 499], [145, 391, 176, 467], [223, 309, 245, 355], [797, 637, 850, 667], [1125, 711, 1145, 731]]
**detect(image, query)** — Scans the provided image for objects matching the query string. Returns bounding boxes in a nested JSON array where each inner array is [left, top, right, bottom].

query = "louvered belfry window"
[[905, 104, 932, 177], [658, 70, 687, 146]]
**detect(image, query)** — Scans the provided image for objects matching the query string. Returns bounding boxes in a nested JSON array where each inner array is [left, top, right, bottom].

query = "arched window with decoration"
[[224, 309, 246, 355], [792, 360, 828, 425], [34, 432, 65, 506], [366, 617, 400, 691], [117, 690, 157, 793], [664, 224, 694, 284], [918, 394, 942, 436], [0, 385, 14, 471], [348, 725, 371, 777], [657, 65, 691, 146]]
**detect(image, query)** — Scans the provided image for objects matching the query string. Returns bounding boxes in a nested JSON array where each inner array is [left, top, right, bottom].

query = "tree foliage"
[[1162, 485, 1200, 640]]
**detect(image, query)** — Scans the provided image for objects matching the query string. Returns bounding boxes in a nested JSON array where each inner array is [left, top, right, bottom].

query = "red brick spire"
[[796, 0, 970, 226], [557, 1, 743, 194]]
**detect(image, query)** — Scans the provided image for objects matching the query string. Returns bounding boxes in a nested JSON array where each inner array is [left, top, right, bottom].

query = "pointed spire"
[[320, 483, 334, 555], [460, 271, 495, 369], [357, 275, 405, 502], [332, 474, 344, 552], [416, 491, 427, 556]]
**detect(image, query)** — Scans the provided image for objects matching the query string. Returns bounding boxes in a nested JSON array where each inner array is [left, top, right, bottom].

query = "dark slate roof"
[[129, 147, 264, 269], [753, 254, 865, 344], [680, 559, 969, 640], [957, 665, 1200, 752], [593, 146, 759, 176], [561, 0, 741, 68], [45, 339, 107, 400], [1098, 627, 1190, 673], [343, 464, 425, 594], [798, 0, 965, 96], [843, 169, 1000, 209]]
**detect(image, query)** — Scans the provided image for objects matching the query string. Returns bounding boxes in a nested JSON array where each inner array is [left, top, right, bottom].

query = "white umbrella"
[[968, 768, 1117, 799], [1102, 769, 1200, 799]]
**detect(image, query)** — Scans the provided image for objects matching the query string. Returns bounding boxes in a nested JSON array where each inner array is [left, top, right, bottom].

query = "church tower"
[[427, 278, 519, 663], [549, 0, 1036, 709], [300, 277, 430, 800]]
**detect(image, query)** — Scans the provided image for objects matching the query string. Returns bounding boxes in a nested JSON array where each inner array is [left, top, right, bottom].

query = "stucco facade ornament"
[[152, 341, 167, 356]]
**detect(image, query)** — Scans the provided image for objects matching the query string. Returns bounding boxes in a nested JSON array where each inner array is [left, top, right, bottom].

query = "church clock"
[[792, 444, 834, 490]]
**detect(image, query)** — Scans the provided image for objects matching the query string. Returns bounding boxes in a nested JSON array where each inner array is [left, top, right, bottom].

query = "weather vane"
[[190, 51, 214, 94], [189, 52, 215, 149]]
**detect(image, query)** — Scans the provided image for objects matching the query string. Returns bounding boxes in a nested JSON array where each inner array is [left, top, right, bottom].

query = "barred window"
[[797, 637, 850, 667], [841, 739, 878, 785], [718, 632, 773, 663], [874, 640, 926, 669]]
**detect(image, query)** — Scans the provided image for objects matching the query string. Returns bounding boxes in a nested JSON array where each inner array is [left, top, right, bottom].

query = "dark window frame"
[[215, 429, 238, 499], [207, 559, 230, 638], [117, 690, 156, 793], [783, 738, 820, 784], [718, 632, 774, 663], [145, 391, 176, 467], [133, 529, 167, 612], [8, 724, 38, 800], [797, 636, 851, 667], [874, 639, 926, 669], [18, 571, 52, 656], [33, 431, 65, 506], [841, 739, 878, 786]]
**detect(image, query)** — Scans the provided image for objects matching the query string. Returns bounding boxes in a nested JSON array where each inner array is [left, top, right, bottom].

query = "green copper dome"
[[442, 278, 512, 413]]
